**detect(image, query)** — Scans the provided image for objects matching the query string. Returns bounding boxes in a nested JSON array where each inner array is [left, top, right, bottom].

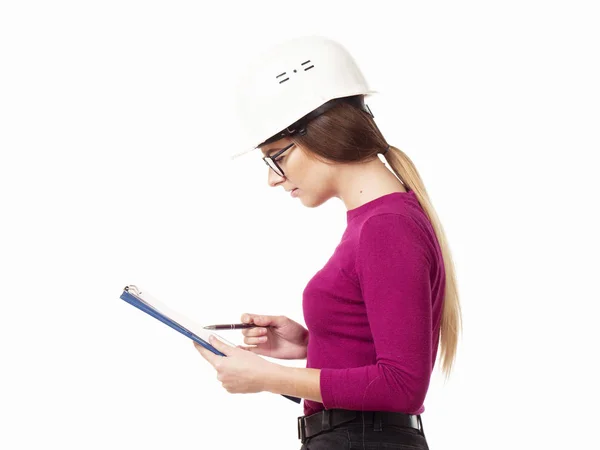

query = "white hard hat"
[[231, 36, 376, 159]]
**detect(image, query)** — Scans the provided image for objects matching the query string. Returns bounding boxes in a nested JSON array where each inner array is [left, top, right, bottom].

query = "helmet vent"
[[276, 60, 315, 84], [301, 60, 315, 71], [276, 71, 290, 84]]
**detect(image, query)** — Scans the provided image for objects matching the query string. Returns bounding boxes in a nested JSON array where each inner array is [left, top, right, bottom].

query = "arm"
[[319, 214, 433, 412], [265, 366, 323, 403]]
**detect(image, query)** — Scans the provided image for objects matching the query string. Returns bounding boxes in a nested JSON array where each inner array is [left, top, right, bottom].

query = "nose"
[[268, 168, 285, 187]]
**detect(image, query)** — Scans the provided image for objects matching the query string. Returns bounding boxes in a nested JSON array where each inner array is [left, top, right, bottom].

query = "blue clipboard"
[[120, 285, 301, 404]]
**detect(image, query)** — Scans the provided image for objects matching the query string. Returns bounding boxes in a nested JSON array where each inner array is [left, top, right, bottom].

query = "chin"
[[300, 193, 330, 208]]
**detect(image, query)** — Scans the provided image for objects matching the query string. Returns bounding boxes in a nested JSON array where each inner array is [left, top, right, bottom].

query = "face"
[[260, 138, 336, 208]]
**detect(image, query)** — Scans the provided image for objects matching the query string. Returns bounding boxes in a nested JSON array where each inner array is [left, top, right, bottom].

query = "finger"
[[240, 313, 255, 324], [240, 313, 265, 335], [241, 327, 267, 337], [244, 336, 268, 345], [242, 313, 276, 327], [252, 315, 274, 326], [193, 341, 220, 367], [208, 334, 235, 356]]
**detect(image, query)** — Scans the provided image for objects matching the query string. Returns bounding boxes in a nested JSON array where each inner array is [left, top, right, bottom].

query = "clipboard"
[[119, 285, 301, 404]]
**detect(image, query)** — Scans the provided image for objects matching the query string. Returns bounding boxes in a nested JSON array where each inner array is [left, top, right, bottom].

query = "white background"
[[1, 1, 599, 448]]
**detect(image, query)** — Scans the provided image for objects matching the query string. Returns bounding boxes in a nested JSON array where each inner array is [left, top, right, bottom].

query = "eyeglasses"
[[262, 142, 295, 177]]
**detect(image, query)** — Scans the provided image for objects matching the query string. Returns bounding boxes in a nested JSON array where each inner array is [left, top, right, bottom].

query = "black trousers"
[[299, 416, 430, 450]]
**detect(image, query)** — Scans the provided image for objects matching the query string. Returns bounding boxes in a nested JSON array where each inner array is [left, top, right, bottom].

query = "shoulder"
[[359, 212, 425, 241], [356, 212, 433, 266]]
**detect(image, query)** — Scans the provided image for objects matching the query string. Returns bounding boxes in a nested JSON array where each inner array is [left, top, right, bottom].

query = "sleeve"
[[319, 213, 433, 413]]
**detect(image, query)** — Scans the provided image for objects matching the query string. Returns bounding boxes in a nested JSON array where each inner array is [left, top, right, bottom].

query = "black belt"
[[297, 409, 423, 443]]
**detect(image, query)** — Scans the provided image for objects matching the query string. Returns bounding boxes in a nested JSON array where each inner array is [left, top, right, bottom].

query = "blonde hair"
[[384, 145, 462, 378]]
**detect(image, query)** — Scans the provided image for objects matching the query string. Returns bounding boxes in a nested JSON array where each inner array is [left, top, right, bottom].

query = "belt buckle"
[[410, 415, 419, 429], [297, 416, 306, 443]]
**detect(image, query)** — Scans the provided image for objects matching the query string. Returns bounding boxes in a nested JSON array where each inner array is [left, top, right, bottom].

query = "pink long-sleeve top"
[[302, 190, 445, 416]]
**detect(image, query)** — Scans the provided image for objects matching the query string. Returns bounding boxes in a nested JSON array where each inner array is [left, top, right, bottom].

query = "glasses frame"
[[262, 142, 295, 177]]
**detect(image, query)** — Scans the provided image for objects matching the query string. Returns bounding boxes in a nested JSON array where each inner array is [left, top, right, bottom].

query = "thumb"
[[208, 334, 234, 356], [241, 313, 283, 327]]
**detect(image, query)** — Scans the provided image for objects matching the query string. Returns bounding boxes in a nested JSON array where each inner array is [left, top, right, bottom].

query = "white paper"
[[128, 285, 236, 348]]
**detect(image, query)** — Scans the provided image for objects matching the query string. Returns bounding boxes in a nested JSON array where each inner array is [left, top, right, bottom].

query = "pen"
[[203, 323, 271, 330]]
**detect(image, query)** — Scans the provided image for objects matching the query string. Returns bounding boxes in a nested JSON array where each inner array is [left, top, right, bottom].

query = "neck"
[[334, 157, 407, 210]]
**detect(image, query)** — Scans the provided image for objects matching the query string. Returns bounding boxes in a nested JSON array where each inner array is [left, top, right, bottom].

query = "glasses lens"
[[265, 158, 284, 177]]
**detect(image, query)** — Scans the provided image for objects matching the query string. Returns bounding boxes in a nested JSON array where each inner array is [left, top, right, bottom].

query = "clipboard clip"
[[124, 285, 141, 296]]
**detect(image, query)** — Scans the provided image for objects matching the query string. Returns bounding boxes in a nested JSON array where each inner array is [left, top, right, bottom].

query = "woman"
[[195, 36, 462, 449]]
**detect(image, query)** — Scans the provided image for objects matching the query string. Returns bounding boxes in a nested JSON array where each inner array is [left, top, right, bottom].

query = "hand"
[[193, 335, 280, 394], [239, 313, 309, 360]]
